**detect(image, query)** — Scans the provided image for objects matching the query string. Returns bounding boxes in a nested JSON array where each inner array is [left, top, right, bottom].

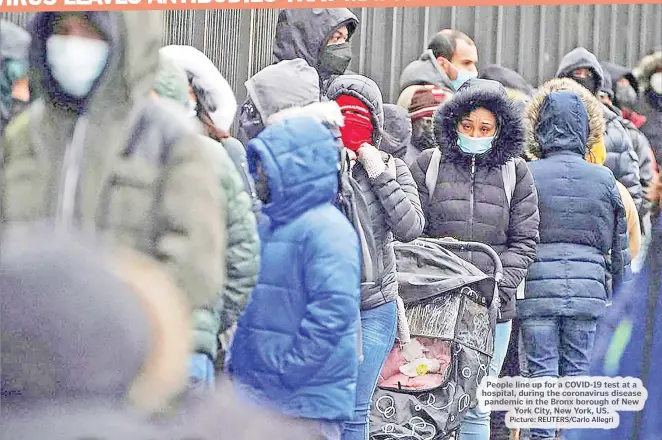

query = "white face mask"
[[47, 35, 110, 98], [650, 72, 662, 94]]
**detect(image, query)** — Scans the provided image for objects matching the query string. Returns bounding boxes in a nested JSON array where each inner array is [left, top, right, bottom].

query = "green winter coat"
[[1, 11, 226, 358], [195, 136, 259, 358]]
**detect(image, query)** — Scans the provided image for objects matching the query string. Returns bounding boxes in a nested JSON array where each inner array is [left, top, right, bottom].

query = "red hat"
[[408, 88, 450, 121]]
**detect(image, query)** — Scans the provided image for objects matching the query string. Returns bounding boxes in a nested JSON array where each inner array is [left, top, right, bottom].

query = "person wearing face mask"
[[409, 79, 540, 440], [1, 20, 31, 134], [634, 50, 662, 170], [556, 47, 643, 217], [598, 61, 655, 243], [396, 29, 477, 111], [406, 87, 448, 165], [151, 54, 260, 385], [381, 104, 413, 163], [272, 8, 359, 97], [226, 114, 361, 440], [326, 74, 425, 440], [1, 11, 226, 391], [520, 81, 630, 440]]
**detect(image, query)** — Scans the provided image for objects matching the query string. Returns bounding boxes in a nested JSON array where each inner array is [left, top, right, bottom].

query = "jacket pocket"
[[96, 159, 161, 245]]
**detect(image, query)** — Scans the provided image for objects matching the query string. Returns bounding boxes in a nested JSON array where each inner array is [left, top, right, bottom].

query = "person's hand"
[[346, 148, 358, 162], [357, 143, 387, 179]]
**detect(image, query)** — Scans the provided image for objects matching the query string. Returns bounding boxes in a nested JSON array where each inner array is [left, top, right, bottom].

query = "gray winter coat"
[[556, 47, 643, 212], [327, 75, 425, 310], [409, 79, 540, 322]]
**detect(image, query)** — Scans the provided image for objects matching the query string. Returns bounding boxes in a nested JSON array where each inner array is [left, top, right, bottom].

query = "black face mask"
[[572, 75, 598, 95], [615, 83, 638, 108], [318, 43, 352, 78]]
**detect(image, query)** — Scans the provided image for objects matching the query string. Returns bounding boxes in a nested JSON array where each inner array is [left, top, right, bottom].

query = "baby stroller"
[[370, 238, 502, 440]]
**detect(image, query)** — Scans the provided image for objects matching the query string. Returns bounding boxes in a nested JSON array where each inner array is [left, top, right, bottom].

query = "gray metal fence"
[[3, 5, 662, 103]]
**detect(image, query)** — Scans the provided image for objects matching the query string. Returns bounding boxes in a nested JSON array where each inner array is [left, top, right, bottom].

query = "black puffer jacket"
[[410, 79, 540, 322], [556, 47, 643, 212], [327, 75, 425, 310]]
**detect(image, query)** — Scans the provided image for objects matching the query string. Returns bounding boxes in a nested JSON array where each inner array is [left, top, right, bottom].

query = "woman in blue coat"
[[227, 108, 361, 440], [519, 79, 631, 440]]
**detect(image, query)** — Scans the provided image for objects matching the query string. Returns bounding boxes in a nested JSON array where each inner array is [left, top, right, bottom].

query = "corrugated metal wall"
[[3, 5, 662, 103]]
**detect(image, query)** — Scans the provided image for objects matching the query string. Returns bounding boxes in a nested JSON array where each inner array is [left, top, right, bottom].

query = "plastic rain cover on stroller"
[[370, 238, 502, 440]]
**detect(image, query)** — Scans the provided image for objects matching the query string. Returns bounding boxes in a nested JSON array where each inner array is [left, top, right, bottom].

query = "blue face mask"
[[457, 132, 495, 156], [450, 69, 478, 91]]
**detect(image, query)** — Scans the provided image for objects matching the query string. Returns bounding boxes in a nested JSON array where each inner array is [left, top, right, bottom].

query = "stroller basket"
[[370, 238, 502, 440]]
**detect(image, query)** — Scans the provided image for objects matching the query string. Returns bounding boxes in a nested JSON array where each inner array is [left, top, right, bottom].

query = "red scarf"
[[336, 95, 374, 151]]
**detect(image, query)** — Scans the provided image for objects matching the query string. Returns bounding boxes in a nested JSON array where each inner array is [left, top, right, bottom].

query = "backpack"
[[424, 148, 525, 299]]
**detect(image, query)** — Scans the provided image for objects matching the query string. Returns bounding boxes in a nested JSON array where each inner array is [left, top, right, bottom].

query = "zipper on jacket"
[[55, 115, 89, 230]]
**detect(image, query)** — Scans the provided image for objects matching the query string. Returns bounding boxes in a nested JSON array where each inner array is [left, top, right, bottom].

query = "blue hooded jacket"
[[227, 116, 361, 422], [520, 90, 631, 319]]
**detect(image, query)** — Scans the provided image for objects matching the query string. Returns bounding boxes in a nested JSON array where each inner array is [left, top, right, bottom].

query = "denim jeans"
[[519, 316, 598, 440], [458, 320, 513, 440], [341, 300, 397, 440]]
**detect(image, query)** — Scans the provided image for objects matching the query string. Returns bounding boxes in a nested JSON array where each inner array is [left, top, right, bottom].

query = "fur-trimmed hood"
[[634, 50, 662, 92], [525, 78, 605, 160], [159, 45, 237, 132], [433, 78, 524, 168], [326, 74, 385, 146]]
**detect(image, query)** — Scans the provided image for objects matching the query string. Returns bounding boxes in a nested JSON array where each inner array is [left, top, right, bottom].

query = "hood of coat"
[[399, 49, 453, 92], [0, 230, 191, 414], [555, 47, 605, 93], [245, 59, 320, 125], [152, 55, 190, 106], [531, 90, 591, 157], [480, 64, 535, 96], [159, 45, 237, 132], [272, 8, 358, 69], [246, 115, 339, 225], [433, 78, 524, 167], [326, 74, 384, 146], [29, 11, 162, 114], [601, 60, 639, 94], [525, 78, 605, 160], [381, 103, 412, 157], [634, 50, 662, 92]]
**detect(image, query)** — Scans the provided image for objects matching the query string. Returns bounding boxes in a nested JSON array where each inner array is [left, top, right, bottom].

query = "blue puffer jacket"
[[227, 116, 361, 422], [519, 90, 631, 320]]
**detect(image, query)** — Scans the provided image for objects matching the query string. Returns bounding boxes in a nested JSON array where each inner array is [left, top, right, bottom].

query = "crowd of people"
[[1, 9, 661, 440]]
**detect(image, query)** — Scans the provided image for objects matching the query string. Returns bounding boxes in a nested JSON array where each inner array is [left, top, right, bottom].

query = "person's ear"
[[437, 57, 458, 80]]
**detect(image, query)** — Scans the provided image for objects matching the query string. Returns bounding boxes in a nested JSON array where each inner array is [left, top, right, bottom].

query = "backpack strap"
[[501, 158, 517, 208], [425, 148, 442, 203]]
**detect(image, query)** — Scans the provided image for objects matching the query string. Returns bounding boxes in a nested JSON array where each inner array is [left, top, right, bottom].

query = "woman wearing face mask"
[[409, 79, 540, 440], [272, 8, 359, 96], [326, 74, 425, 440]]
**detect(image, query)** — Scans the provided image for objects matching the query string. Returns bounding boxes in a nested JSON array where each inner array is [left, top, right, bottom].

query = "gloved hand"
[[357, 143, 386, 179], [189, 353, 215, 392]]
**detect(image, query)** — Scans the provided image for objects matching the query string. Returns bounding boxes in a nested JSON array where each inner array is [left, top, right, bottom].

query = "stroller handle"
[[422, 237, 504, 284]]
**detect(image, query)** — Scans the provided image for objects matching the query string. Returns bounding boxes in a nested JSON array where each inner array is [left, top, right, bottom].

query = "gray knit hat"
[[153, 55, 190, 106]]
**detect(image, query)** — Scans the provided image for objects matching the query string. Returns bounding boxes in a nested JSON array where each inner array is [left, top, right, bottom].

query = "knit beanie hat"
[[153, 56, 190, 106], [408, 87, 449, 121]]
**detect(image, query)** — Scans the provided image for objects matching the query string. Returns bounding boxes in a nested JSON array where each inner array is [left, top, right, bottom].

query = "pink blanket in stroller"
[[378, 337, 451, 391]]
